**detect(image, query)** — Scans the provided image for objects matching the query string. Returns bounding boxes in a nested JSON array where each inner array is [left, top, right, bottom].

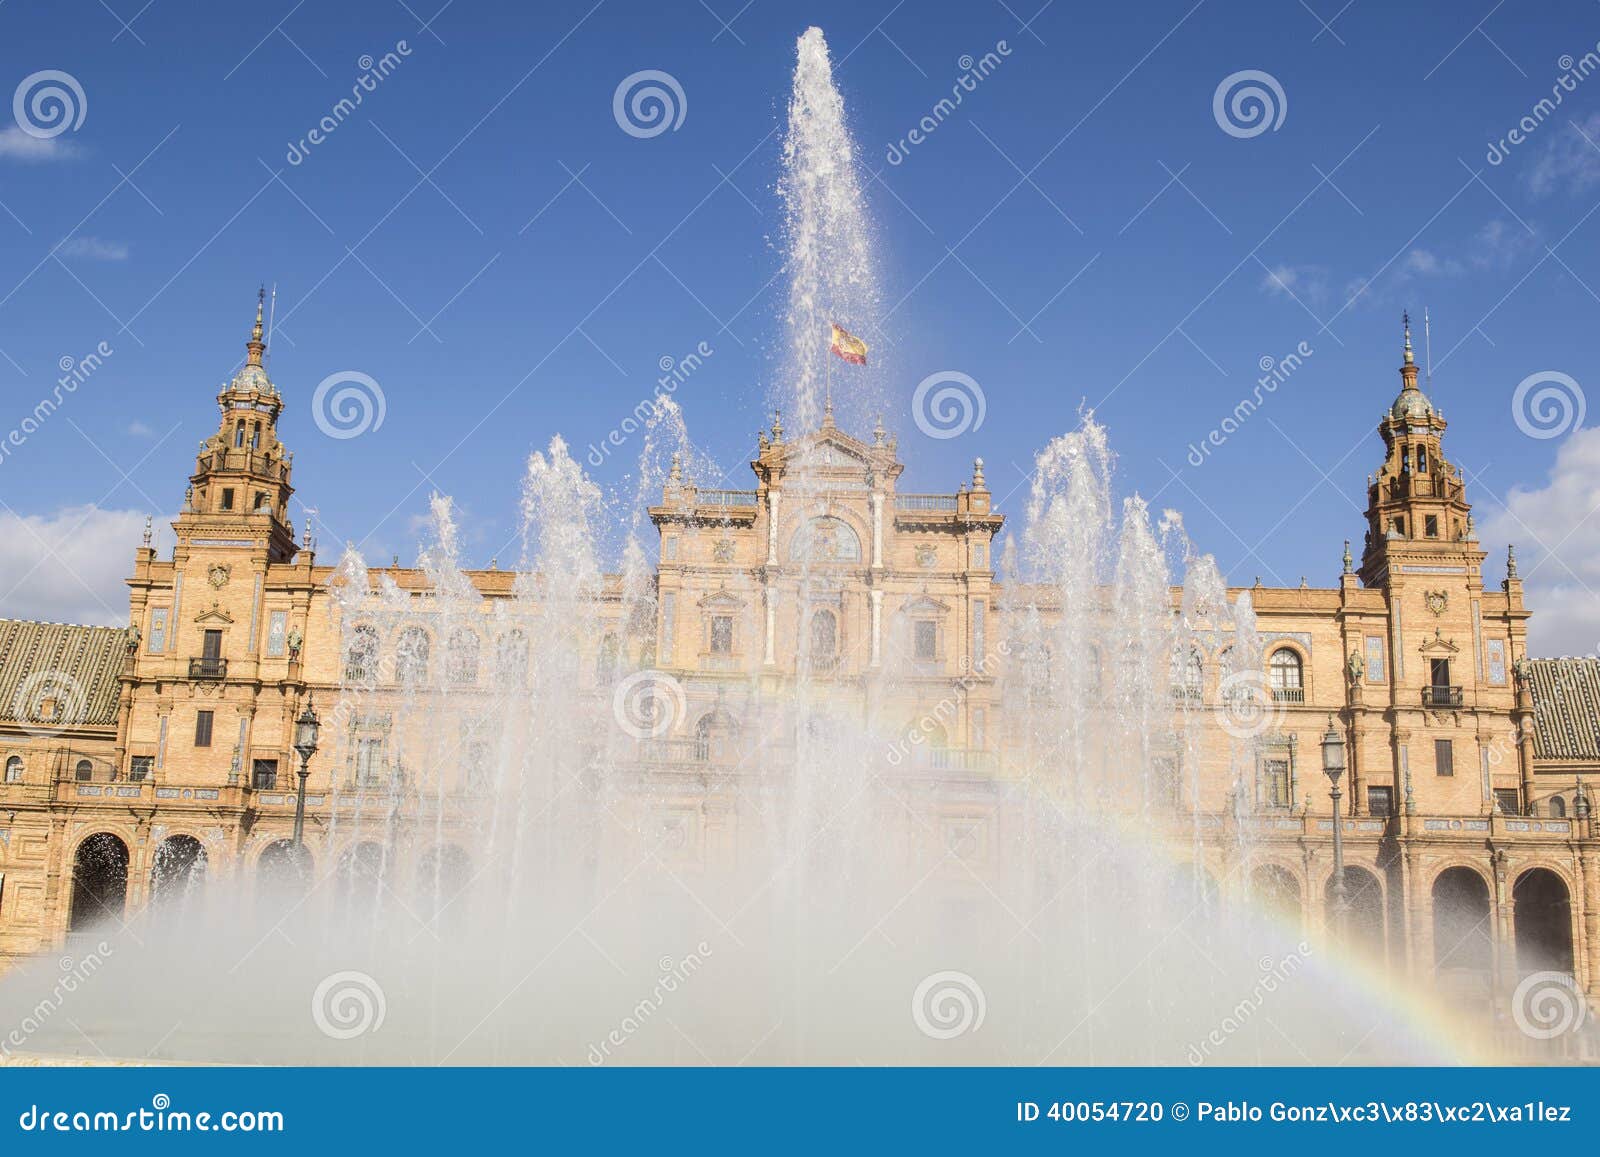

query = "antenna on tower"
[[265, 283, 278, 368], [1423, 306, 1433, 388]]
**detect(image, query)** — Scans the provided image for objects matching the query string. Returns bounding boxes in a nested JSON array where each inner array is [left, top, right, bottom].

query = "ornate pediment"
[[1418, 628, 1459, 655], [698, 589, 747, 610], [898, 595, 951, 616], [194, 601, 235, 624]]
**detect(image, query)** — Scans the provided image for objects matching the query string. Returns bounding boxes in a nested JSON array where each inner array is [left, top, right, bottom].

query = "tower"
[[178, 289, 298, 562], [1358, 312, 1475, 586]]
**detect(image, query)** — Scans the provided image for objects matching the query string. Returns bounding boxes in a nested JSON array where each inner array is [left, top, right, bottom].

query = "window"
[[1368, 786, 1393, 817], [1172, 647, 1202, 700], [1434, 738, 1453, 777], [234, 422, 245, 448], [1550, 796, 1568, 819], [496, 631, 529, 685], [128, 756, 153, 782], [251, 759, 278, 790], [3, 756, 21, 783], [254, 492, 269, 511], [395, 628, 430, 684], [914, 620, 938, 662], [710, 616, 734, 656], [1417, 448, 1428, 473], [194, 710, 214, 748], [1424, 514, 1439, 538], [1494, 787, 1521, 816], [596, 634, 621, 683], [446, 629, 480, 685], [1268, 648, 1303, 702], [354, 738, 385, 787], [346, 625, 379, 682], [221, 488, 235, 511], [1262, 759, 1291, 808], [1394, 516, 1405, 537], [809, 609, 838, 665], [250, 423, 261, 450], [74, 759, 93, 782]]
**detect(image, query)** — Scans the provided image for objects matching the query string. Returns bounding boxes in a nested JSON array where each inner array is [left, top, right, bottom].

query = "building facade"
[[2, 302, 1599, 1031]]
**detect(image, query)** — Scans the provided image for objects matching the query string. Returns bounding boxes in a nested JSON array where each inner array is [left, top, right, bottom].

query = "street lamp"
[[1321, 713, 1348, 925], [292, 698, 320, 849]]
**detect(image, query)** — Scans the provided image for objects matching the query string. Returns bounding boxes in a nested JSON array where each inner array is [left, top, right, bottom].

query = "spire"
[[822, 394, 835, 427], [246, 286, 267, 368], [1398, 310, 1420, 392]]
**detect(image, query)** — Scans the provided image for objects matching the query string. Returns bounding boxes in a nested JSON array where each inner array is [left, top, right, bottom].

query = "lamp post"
[[1322, 714, 1348, 927], [292, 698, 320, 849]]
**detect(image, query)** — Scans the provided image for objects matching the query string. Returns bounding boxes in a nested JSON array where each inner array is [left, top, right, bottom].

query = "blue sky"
[[2, 0, 1599, 652]]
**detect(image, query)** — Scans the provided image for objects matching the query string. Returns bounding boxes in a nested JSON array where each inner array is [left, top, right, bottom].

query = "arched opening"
[[1432, 867, 1492, 974], [395, 627, 430, 685], [150, 835, 208, 916], [694, 708, 739, 762], [596, 633, 620, 686], [257, 840, 312, 919], [1549, 795, 1567, 819], [417, 845, 472, 928], [789, 516, 862, 564], [1326, 867, 1385, 957], [68, 833, 129, 933], [446, 628, 480, 685], [1171, 646, 1202, 701], [336, 841, 389, 916], [74, 759, 93, 782], [495, 630, 529, 686], [1250, 864, 1301, 922], [4, 755, 21, 783], [345, 625, 379, 683], [1513, 868, 1574, 976], [1268, 648, 1304, 702], [808, 609, 838, 671]]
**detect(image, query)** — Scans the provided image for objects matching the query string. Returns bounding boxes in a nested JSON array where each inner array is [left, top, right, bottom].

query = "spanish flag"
[[829, 322, 868, 366]]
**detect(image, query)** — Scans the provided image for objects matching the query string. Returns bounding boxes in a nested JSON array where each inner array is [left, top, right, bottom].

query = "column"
[[870, 590, 883, 668], [764, 582, 776, 666], [870, 491, 884, 569], [766, 489, 781, 566]]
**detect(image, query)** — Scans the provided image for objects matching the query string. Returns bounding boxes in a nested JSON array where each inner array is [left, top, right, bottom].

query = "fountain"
[[0, 29, 1491, 1067]]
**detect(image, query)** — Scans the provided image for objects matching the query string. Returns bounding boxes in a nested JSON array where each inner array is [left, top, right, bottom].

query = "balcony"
[[895, 493, 959, 512], [1423, 685, 1464, 708], [1270, 686, 1305, 704], [189, 656, 228, 680]]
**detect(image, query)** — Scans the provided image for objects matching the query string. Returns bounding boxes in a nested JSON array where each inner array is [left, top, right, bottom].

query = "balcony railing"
[[1423, 685, 1464, 708], [1270, 686, 1305, 704], [189, 656, 228, 680], [896, 493, 959, 512], [695, 489, 759, 507]]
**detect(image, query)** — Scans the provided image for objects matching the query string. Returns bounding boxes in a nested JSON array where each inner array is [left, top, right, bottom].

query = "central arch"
[[1431, 867, 1492, 973], [1326, 866, 1385, 957], [69, 833, 129, 932], [150, 835, 208, 913]]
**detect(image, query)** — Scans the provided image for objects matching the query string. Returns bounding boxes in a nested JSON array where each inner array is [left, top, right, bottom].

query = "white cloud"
[[1258, 263, 1329, 304], [1478, 426, 1600, 656], [0, 126, 80, 162], [1396, 248, 1463, 278], [1526, 112, 1600, 198], [1470, 219, 1539, 270], [0, 505, 151, 626], [58, 236, 129, 261], [126, 420, 155, 437]]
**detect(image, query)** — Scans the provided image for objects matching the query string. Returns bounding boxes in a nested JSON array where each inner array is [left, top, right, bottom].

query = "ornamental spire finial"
[[246, 286, 266, 368]]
